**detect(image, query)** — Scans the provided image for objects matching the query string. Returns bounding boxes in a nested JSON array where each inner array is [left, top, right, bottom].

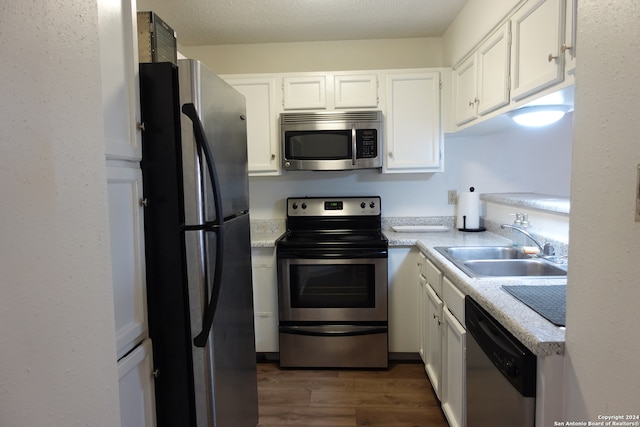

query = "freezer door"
[[178, 59, 249, 226], [185, 214, 258, 427]]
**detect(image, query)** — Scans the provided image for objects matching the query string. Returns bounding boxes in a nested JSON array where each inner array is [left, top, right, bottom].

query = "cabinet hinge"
[[439, 80, 443, 90]]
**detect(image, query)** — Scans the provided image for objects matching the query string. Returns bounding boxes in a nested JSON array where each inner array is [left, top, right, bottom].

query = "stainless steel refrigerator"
[[139, 59, 258, 427]]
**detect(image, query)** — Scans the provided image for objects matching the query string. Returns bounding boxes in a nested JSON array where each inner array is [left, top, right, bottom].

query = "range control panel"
[[287, 196, 381, 217]]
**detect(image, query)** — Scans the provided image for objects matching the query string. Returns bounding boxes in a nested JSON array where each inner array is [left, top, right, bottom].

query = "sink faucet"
[[500, 224, 555, 256]]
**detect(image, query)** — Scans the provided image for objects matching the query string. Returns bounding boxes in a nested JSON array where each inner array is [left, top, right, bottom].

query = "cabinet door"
[[98, 0, 142, 160], [388, 248, 420, 352], [477, 22, 512, 116], [225, 77, 280, 176], [511, 0, 566, 101], [334, 74, 379, 108], [118, 339, 156, 427], [452, 55, 478, 126], [564, 0, 577, 76], [418, 275, 427, 364], [425, 283, 443, 400], [107, 164, 148, 359], [384, 72, 443, 173], [441, 308, 466, 427], [282, 75, 326, 109], [251, 248, 279, 352]]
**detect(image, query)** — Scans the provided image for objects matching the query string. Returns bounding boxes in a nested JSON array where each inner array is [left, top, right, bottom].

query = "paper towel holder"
[[458, 187, 486, 232]]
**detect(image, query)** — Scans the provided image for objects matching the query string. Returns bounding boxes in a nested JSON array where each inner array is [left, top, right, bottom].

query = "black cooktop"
[[277, 229, 388, 248]]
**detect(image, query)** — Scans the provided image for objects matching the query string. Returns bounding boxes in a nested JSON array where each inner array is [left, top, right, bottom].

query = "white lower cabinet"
[[424, 279, 443, 400], [251, 247, 279, 352], [389, 247, 420, 353], [118, 339, 156, 427], [442, 307, 466, 427], [419, 250, 466, 427]]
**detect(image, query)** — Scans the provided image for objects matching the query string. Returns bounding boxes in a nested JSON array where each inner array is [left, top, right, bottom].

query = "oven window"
[[289, 264, 375, 308], [285, 131, 352, 160]]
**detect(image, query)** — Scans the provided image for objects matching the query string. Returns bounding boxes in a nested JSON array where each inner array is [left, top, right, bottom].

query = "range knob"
[[301, 202, 307, 209], [369, 201, 376, 209], [292, 202, 298, 209], [361, 202, 366, 209]]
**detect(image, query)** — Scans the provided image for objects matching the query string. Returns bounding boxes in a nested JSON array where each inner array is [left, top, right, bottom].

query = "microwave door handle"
[[351, 124, 357, 166]]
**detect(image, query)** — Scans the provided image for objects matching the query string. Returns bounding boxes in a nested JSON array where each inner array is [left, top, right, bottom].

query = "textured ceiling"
[[136, 0, 469, 46]]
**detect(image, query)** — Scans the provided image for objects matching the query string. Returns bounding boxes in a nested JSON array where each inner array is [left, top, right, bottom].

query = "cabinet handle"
[[152, 369, 160, 379], [548, 53, 559, 62], [137, 122, 145, 132], [388, 152, 394, 159], [468, 100, 475, 107], [561, 43, 572, 53], [433, 313, 442, 325], [271, 154, 276, 160], [139, 198, 149, 207]]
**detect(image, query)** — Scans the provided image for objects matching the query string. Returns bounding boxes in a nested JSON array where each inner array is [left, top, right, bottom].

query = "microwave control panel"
[[357, 129, 378, 158]]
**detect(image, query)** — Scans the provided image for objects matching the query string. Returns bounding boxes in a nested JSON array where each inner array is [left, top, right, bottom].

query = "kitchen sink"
[[437, 246, 530, 261], [463, 259, 567, 277], [434, 246, 567, 278]]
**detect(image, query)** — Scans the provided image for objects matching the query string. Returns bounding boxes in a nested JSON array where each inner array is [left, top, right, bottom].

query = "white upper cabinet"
[[564, 0, 577, 76], [510, 0, 566, 101], [453, 22, 511, 126], [384, 71, 443, 173], [224, 76, 280, 176], [282, 73, 379, 110], [334, 74, 379, 108], [98, 0, 142, 160], [282, 75, 327, 110], [452, 54, 478, 126], [476, 22, 512, 116]]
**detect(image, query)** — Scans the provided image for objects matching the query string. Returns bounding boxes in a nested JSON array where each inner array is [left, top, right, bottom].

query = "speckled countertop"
[[384, 227, 567, 357], [481, 192, 570, 214], [251, 218, 567, 356]]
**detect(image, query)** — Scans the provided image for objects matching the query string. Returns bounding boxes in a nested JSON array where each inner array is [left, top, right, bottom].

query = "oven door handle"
[[278, 250, 388, 259], [280, 325, 387, 337]]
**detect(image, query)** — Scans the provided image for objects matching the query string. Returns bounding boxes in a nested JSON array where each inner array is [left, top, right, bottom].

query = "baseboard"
[[257, 352, 421, 363]]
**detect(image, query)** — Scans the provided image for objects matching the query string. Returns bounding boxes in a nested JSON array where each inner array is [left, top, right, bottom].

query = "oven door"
[[278, 252, 388, 322]]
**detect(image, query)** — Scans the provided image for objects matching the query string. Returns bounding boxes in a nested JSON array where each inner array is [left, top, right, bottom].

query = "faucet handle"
[[542, 242, 555, 256]]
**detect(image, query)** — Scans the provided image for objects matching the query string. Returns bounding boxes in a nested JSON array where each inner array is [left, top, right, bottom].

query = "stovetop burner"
[[277, 196, 387, 250]]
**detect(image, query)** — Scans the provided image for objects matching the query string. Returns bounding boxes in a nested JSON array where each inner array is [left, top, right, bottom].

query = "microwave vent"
[[280, 110, 382, 124]]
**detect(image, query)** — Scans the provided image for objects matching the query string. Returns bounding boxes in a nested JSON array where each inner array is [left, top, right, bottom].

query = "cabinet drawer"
[[443, 276, 465, 325], [424, 257, 443, 296]]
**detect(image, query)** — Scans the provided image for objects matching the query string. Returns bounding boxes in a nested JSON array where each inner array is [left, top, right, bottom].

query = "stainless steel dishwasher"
[[465, 296, 537, 427]]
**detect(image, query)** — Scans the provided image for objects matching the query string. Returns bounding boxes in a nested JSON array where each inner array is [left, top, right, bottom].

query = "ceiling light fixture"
[[509, 105, 571, 127]]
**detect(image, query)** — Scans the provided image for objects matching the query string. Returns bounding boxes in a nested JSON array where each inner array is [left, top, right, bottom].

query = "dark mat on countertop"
[[502, 285, 566, 327]]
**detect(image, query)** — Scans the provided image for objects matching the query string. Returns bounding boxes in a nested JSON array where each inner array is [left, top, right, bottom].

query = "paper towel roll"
[[457, 190, 480, 230]]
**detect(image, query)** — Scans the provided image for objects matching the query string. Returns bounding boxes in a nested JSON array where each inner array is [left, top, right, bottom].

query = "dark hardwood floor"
[[256, 361, 449, 427]]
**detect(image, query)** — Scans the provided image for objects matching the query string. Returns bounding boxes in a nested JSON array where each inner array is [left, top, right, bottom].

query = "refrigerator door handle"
[[182, 102, 224, 348]]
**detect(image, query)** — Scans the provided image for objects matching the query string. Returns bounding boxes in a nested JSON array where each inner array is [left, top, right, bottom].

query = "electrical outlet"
[[448, 190, 457, 205]]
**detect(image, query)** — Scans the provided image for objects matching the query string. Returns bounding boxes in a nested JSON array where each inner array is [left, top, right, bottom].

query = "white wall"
[[0, 2, 121, 426], [564, 0, 640, 420], [180, 37, 444, 74], [249, 113, 573, 219]]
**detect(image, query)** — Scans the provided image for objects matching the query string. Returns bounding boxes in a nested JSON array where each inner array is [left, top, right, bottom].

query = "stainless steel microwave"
[[280, 110, 383, 171]]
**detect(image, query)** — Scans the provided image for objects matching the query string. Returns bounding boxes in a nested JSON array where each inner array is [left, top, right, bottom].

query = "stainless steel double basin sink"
[[434, 246, 568, 279]]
